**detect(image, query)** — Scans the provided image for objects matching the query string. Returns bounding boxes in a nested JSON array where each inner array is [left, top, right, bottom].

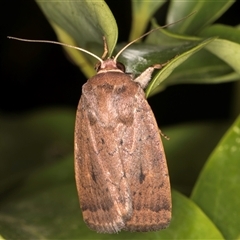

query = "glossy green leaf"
[[111, 37, 216, 98], [157, 191, 224, 239], [116, 18, 216, 88], [191, 115, 240, 239], [129, 0, 166, 41], [199, 24, 240, 43], [204, 39, 240, 75], [199, 24, 240, 75], [167, 0, 234, 34], [157, 49, 239, 88], [146, 19, 201, 46], [146, 38, 215, 97], [143, 21, 240, 95], [36, 0, 118, 77], [115, 21, 204, 76], [35, 1, 240, 88]]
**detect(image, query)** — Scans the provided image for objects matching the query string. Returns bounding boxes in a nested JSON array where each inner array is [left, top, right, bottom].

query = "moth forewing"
[[74, 71, 136, 233], [123, 88, 171, 231]]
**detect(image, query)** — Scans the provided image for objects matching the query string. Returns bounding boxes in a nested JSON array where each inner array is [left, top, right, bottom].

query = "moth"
[[74, 36, 172, 233], [8, 25, 176, 234]]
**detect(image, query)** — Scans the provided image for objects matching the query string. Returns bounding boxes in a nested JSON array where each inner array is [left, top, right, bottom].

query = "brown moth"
[[74, 38, 172, 233]]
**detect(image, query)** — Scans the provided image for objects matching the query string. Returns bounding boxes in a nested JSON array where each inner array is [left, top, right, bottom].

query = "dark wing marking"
[[75, 72, 171, 233], [122, 87, 172, 232]]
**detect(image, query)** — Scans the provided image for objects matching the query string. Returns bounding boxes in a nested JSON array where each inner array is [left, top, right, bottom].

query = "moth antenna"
[[7, 36, 103, 63], [113, 11, 196, 61]]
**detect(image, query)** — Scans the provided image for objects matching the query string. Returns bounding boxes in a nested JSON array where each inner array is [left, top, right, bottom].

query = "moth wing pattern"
[[74, 72, 135, 233], [75, 71, 171, 233], [123, 87, 172, 231]]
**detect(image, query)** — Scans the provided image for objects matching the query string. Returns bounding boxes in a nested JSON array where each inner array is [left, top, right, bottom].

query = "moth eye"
[[116, 62, 125, 72], [94, 62, 101, 72]]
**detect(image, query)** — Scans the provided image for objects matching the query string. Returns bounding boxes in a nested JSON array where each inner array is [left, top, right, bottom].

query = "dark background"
[[1, 0, 239, 125]]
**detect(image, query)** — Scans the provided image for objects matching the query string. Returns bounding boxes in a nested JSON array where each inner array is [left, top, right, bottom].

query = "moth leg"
[[159, 129, 170, 140], [134, 62, 169, 89], [133, 64, 161, 89]]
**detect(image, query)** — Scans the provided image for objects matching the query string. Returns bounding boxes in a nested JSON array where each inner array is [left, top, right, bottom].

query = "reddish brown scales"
[[74, 61, 171, 233]]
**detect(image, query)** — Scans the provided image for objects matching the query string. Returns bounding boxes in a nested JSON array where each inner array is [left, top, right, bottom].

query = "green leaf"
[[167, 0, 234, 34], [163, 121, 230, 195], [112, 37, 216, 98], [115, 21, 206, 77], [204, 39, 240, 75], [36, 0, 118, 77], [161, 49, 239, 87], [116, 18, 217, 93], [143, 20, 240, 94], [35, 1, 240, 89], [145, 38, 216, 97], [199, 24, 240, 43], [0, 109, 74, 194], [199, 24, 240, 75], [157, 191, 224, 239], [0, 158, 223, 239], [191, 115, 240, 239], [0, 157, 81, 239], [129, 0, 166, 41]]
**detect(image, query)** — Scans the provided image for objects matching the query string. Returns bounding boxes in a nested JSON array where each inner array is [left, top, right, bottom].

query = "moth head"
[[95, 59, 125, 73]]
